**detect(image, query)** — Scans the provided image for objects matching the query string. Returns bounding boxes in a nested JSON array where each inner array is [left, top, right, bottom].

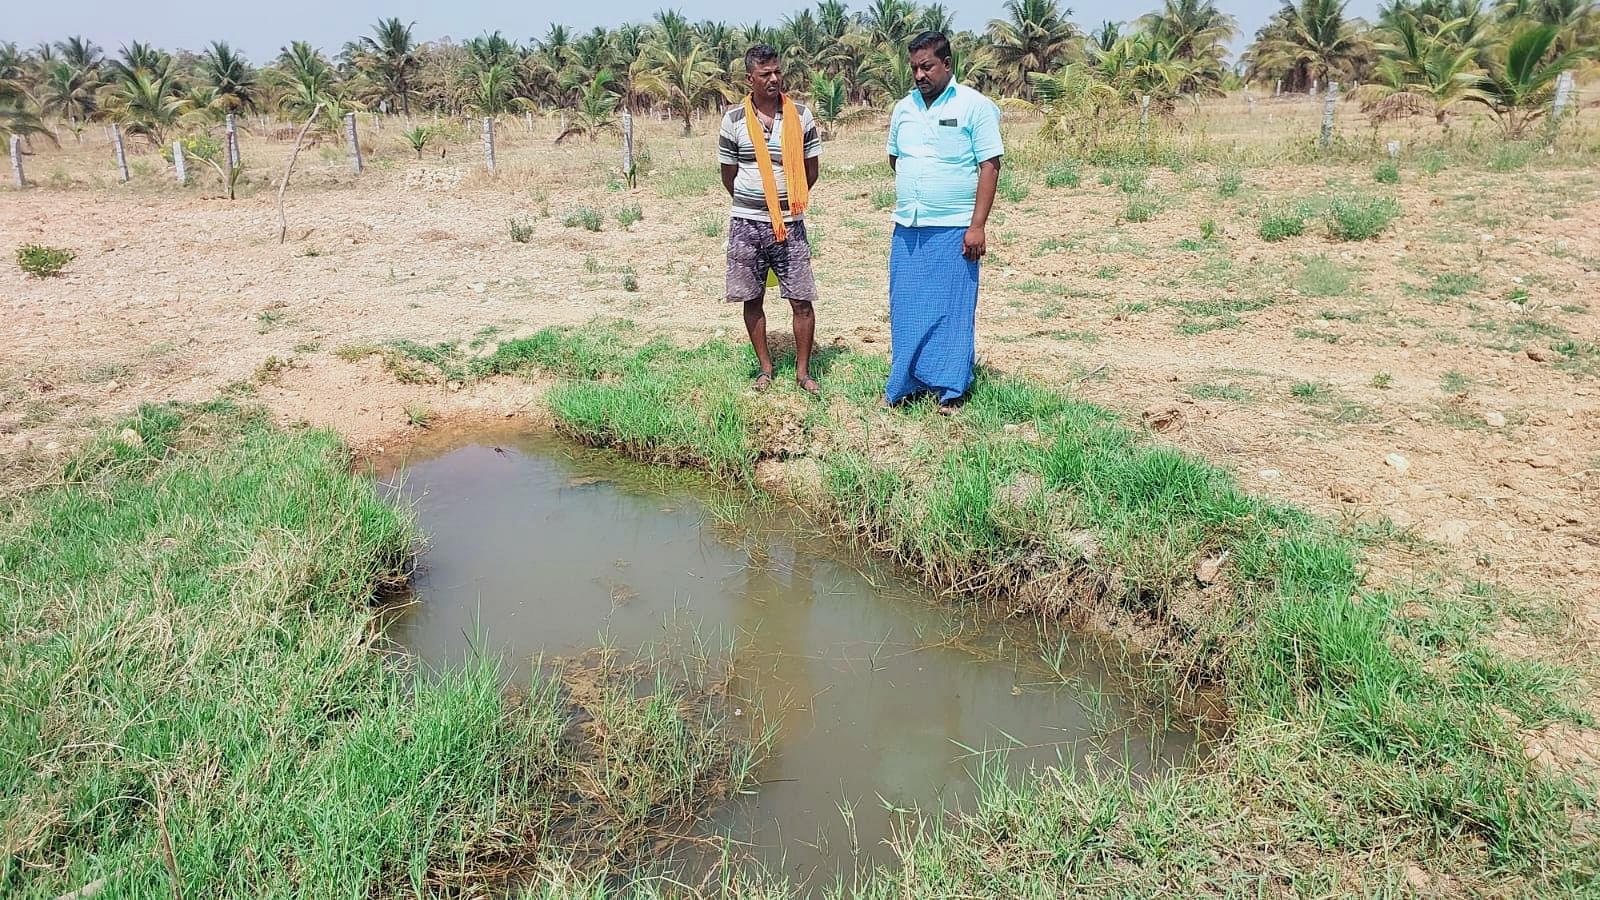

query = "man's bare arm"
[[964, 157, 1002, 260], [888, 155, 897, 173], [721, 163, 738, 197], [805, 156, 819, 189]]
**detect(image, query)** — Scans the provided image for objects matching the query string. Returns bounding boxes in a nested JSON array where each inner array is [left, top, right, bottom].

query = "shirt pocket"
[[932, 119, 968, 162]]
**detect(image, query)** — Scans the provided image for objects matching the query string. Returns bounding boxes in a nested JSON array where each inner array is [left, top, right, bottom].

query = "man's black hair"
[[744, 44, 780, 72], [907, 31, 952, 62]]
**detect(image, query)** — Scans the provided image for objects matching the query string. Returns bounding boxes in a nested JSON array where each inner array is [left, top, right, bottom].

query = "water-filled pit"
[[379, 426, 1202, 887]]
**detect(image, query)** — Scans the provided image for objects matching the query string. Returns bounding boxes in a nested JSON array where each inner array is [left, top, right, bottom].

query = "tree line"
[[1, 0, 1594, 149]]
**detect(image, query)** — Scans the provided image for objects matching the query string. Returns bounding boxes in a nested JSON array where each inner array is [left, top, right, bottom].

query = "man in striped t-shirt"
[[718, 44, 824, 395]]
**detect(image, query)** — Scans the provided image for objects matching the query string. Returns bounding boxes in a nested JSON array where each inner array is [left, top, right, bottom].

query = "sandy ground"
[[3, 102, 1598, 634]]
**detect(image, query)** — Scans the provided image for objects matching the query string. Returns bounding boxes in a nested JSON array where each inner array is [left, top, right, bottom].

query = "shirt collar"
[[912, 82, 957, 111]]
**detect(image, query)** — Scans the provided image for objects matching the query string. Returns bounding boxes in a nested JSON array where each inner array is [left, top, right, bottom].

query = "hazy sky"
[[7, 0, 1382, 64]]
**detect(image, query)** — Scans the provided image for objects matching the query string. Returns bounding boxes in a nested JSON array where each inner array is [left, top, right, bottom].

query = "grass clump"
[[0, 403, 759, 897], [508, 216, 535, 243], [1217, 167, 1243, 196], [1373, 160, 1401, 184], [563, 207, 603, 232], [1044, 159, 1081, 188], [1121, 194, 1162, 223], [613, 202, 643, 228], [1324, 192, 1400, 241], [1296, 254, 1353, 296], [16, 244, 75, 278], [870, 185, 895, 210], [997, 170, 1030, 203], [1257, 204, 1306, 241]]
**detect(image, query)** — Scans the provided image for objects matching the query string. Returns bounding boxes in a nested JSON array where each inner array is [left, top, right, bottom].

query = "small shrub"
[[401, 126, 435, 159], [1373, 161, 1400, 184], [404, 402, 434, 428], [1044, 160, 1081, 188], [1290, 380, 1325, 399], [1488, 141, 1535, 173], [564, 207, 603, 231], [613, 202, 643, 228], [697, 217, 723, 237], [1122, 195, 1161, 223], [1419, 150, 1450, 175], [1324, 193, 1400, 241], [1371, 371, 1393, 389], [508, 217, 535, 243], [997, 170, 1030, 203], [16, 244, 76, 278], [1258, 206, 1306, 242], [1218, 168, 1242, 196], [1117, 168, 1147, 194], [870, 186, 895, 210], [1199, 219, 1217, 241], [620, 268, 639, 292]]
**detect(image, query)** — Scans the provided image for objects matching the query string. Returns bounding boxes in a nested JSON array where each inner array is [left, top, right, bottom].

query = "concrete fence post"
[[525, 111, 534, 133], [345, 112, 363, 175], [225, 112, 240, 170], [10, 135, 24, 188], [1138, 94, 1150, 142], [111, 123, 130, 183], [1274, 79, 1282, 97], [1386, 140, 1401, 159], [1245, 90, 1255, 115], [622, 108, 635, 184], [1319, 82, 1339, 149], [482, 116, 496, 174], [173, 139, 188, 185], [1548, 70, 1576, 143]]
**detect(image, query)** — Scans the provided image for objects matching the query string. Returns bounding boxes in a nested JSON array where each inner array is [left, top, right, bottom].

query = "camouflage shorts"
[[725, 217, 819, 303]]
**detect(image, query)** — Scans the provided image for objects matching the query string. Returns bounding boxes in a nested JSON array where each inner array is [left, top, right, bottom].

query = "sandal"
[[751, 371, 774, 392], [798, 376, 820, 397]]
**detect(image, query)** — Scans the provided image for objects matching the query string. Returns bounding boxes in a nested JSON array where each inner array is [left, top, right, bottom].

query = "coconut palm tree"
[[556, 69, 621, 142], [808, 72, 873, 138], [39, 60, 99, 137], [107, 41, 166, 84], [54, 36, 103, 73], [653, 9, 699, 57], [199, 41, 259, 113], [1139, 0, 1238, 62], [987, 0, 1081, 99], [865, 0, 921, 49], [1467, 22, 1585, 136], [271, 41, 350, 132], [1358, 12, 1484, 123], [354, 18, 419, 115], [1, 56, 53, 147], [638, 43, 730, 135], [1090, 20, 1124, 54], [102, 67, 185, 143], [463, 62, 524, 116], [1243, 0, 1376, 92]]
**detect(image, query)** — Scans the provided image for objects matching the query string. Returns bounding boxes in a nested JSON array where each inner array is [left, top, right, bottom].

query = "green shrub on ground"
[[563, 207, 603, 231], [1373, 160, 1400, 184], [1258, 204, 1306, 241], [16, 244, 75, 277], [1324, 192, 1400, 241]]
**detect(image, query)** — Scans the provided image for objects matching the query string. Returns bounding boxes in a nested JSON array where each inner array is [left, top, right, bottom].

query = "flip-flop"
[[751, 371, 774, 392], [798, 376, 820, 397]]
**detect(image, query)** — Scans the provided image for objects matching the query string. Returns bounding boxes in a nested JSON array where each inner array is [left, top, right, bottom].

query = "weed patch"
[[564, 207, 604, 232], [16, 244, 75, 278], [1324, 192, 1400, 241]]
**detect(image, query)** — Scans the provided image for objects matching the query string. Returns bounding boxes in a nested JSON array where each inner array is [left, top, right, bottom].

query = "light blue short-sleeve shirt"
[[886, 82, 1004, 228]]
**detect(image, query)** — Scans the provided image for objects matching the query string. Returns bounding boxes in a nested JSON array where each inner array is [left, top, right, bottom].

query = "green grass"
[[1373, 160, 1401, 184], [1258, 204, 1306, 241], [1296, 254, 1354, 296], [0, 403, 758, 897], [563, 207, 603, 232], [870, 185, 895, 210], [997, 170, 1030, 203], [457, 325, 1596, 894], [1121, 194, 1162, 223], [1324, 192, 1400, 241], [1217, 168, 1242, 197], [613, 202, 644, 228], [508, 216, 535, 243], [1044, 160, 1081, 188]]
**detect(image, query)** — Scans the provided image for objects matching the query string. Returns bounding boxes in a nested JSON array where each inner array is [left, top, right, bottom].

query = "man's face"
[[748, 58, 783, 101], [910, 48, 952, 102]]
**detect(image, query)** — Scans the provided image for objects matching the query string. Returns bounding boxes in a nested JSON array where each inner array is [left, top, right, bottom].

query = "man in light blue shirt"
[[884, 31, 1003, 412]]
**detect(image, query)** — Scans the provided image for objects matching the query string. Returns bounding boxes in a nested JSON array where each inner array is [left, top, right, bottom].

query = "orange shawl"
[[743, 94, 809, 242]]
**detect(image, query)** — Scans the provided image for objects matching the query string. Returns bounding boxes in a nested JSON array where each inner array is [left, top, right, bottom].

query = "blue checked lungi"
[[886, 224, 978, 404]]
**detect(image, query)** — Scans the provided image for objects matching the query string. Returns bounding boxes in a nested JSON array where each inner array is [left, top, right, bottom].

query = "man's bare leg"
[[791, 298, 817, 394], [743, 298, 774, 388]]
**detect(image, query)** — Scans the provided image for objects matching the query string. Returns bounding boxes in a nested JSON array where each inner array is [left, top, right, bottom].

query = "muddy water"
[[378, 426, 1199, 887]]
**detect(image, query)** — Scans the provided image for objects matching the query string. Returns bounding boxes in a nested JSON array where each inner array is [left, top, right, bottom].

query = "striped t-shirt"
[[717, 101, 822, 223]]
